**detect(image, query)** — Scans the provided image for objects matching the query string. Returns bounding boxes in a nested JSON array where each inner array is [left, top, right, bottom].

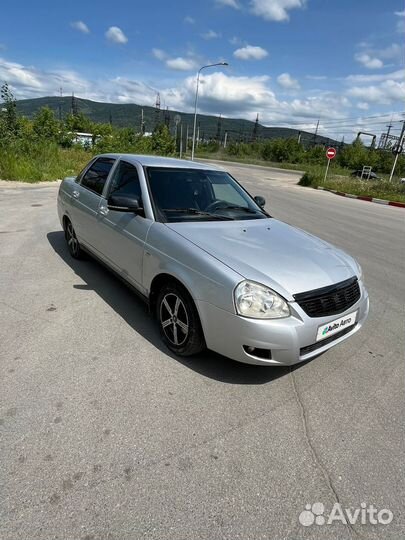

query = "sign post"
[[324, 147, 336, 182]]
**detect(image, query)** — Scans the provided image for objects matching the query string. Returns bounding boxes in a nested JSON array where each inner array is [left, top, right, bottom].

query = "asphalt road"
[[1, 163, 404, 540]]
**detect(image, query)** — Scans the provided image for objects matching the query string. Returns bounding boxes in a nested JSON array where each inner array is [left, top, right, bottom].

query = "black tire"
[[156, 282, 205, 356], [64, 218, 83, 259]]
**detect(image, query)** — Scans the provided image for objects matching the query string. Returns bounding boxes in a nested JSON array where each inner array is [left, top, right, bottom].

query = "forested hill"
[[15, 96, 339, 145]]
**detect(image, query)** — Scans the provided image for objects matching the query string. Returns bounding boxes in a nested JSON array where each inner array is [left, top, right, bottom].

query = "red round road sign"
[[326, 147, 336, 159]]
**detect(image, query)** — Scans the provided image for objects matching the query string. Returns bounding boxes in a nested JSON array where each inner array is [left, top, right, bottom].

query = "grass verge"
[[0, 142, 90, 182], [299, 167, 405, 203]]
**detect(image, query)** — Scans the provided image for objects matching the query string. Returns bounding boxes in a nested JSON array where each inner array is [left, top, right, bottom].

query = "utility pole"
[[297, 131, 302, 144], [186, 124, 189, 151], [389, 120, 405, 182], [164, 106, 170, 128], [313, 119, 319, 145], [252, 113, 259, 142], [58, 87, 63, 121], [154, 92, 161, 130], [196, 122, 200, 148], [179, 123, 183, 159], [141, 108, 145, 134], [224, 131, 228, 148], [216, 114, 222, 142], [71, 93, 78, 116]]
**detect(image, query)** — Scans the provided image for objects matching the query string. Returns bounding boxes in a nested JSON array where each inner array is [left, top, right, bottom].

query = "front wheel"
[[156, 283, 205, 356]]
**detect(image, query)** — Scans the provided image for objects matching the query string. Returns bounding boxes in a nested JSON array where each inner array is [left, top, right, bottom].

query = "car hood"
[[166, 219, 359, 299]]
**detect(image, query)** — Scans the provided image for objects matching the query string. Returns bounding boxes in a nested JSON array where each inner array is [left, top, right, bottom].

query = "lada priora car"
[[57, 154, 369, 365]]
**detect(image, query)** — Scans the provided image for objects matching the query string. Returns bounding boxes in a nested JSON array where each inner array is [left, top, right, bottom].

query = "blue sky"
[[0, 0, 404, 140]]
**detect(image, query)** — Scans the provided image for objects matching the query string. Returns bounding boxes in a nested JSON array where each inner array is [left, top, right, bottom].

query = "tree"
[[151, 124, 175, 155], [0, 82, 19, 137], [65, 112, 93, 133], [32, 107, 59, 140]]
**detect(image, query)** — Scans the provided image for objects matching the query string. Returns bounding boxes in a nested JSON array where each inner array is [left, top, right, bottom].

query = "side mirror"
[[107, 193, 143, 214], [254, 195, 266, 208]]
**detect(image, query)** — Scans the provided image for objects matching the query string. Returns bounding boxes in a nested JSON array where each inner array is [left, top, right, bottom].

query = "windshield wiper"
[[163, 208, 234, 220], [216, 205, 262, 214]]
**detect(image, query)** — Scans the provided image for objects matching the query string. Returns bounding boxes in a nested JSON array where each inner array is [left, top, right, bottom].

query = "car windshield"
[[146, 167, 268, 222]]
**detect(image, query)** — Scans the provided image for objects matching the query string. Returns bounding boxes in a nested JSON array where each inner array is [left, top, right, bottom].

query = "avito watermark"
[[299, 502, 393, 527]]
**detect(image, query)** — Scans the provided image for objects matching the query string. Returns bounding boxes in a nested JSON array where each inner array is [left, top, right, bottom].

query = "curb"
[[316, 186, 405, 209]]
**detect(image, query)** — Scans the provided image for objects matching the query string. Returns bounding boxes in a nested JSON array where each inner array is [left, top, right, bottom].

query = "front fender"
[[143, 223, 241, 313]]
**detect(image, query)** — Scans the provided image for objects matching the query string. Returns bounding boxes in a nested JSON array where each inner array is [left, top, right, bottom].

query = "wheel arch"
[[149, 273, 200, 319]]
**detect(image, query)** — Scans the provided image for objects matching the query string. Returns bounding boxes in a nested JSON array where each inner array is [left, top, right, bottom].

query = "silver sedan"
[[57, 154, 369, 366]]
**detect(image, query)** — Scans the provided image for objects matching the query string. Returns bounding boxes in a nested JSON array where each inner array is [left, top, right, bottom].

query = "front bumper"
[[197, 282, 369, 366]]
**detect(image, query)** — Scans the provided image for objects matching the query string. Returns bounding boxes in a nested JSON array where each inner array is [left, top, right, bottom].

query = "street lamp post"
[[191, 62, 228, 161]]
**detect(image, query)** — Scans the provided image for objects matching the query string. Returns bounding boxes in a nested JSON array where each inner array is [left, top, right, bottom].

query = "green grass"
[[299, 167, 405, 203], [194, 150, 307, 171], [2, 142, 404, 203], [0, 142, 90, 182]]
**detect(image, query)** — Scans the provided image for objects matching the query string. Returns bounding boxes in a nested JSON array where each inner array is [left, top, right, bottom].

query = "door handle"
[[99, 205, 109, 216], [72, 190, 80, 199]]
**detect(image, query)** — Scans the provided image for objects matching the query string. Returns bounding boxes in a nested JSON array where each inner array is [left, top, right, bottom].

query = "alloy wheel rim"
[[160, 293, 189, 346], [67, 223, 78, 255]]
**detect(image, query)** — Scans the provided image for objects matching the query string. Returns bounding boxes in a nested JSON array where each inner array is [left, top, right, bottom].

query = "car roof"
[[97, 153, 223, 171]]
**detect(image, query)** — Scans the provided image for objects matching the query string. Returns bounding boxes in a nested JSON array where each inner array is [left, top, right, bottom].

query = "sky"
[[0, 0, 404, 141]]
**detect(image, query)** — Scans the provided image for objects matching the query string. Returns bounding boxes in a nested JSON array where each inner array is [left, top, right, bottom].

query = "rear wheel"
[[64, 218, 83, 259], [156, 283, 205, 356]]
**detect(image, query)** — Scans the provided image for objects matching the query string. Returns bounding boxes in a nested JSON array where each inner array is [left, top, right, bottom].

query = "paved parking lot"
[[1, 163, 404, 540]]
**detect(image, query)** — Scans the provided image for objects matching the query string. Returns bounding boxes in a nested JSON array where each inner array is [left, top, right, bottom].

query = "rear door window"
[[80, 158, 115, 196], [108, 160, 142, 200]]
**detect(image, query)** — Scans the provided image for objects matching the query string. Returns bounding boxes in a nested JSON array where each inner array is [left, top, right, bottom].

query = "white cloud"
[[345, 69, 404, 84], [395, 9, 405, 32], [201, 30, 221, 39], [216, 0, 240, 8], [397, 19, 405, 33], [70, 20, 90, 34], [233, 45, 268, 60], [184, 15, 195, 24], [354, 53, 383, 69], [377, 43, 402, 60], [250, 0, 306, 21], [229, 36, 241, 45], [306, 75, 327, 80], [1, 54, 400, 141], [166, 57, 197, 71], [105, 26, 128, 44], [152, 48, 167, 61], [356, 102, 369, 110], [277, 72, 300, 89], [347, 79, 405, 105]]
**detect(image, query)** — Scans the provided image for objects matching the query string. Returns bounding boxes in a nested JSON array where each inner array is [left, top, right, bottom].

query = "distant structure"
[[252, 113, 259, 141], [378, 132, 399, 150], [73, 132, 93, 147], [154, 92, 161, 129], [356, 131, 376, 148]]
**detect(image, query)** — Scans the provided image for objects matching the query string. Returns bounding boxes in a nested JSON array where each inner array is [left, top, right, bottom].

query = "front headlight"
[[234, 280, 290, 319]]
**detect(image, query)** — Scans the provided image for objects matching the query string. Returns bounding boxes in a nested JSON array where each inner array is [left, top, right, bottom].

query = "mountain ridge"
[[15, 96, 339, 145]]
